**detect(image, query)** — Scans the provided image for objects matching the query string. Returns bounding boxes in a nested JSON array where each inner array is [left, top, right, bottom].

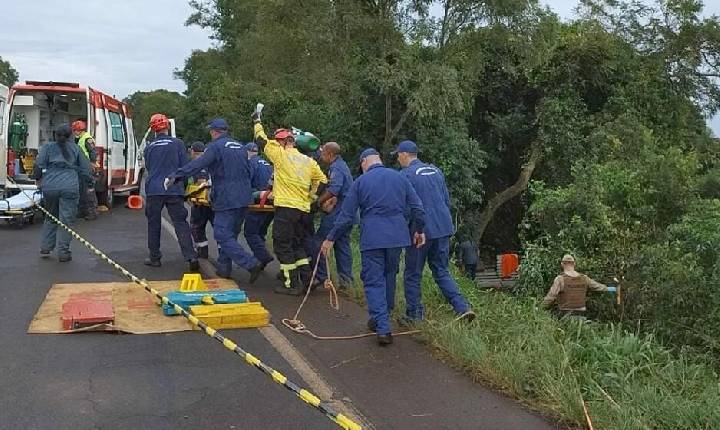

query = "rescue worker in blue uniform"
[[394, 140, 475, 323], [314, 142, 354, 288], [187, 141, 213, 259], [142, 114, 198, 271], [321, 148, 426, 346], [166, 118, 263, 282], [243, 142, 275, 269]]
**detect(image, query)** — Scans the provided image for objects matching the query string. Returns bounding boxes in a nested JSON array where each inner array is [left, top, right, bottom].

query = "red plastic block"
[[61, 298, 115, 330]]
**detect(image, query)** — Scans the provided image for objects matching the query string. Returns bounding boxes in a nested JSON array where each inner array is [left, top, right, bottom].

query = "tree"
[[124, 90, 188, 142], [0, 56, 19, 87]]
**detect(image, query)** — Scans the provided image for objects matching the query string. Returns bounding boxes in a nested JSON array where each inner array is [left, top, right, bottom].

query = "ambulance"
[[0, 81, 144, 208]]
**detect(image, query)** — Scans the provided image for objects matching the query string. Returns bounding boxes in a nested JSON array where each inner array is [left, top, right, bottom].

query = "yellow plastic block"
[[189, 302, 270, 329], [180, 273, 207, 292]]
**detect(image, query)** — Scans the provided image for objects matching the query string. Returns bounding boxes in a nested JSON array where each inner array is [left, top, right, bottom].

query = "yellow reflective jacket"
[[254, 123, 327, 212]]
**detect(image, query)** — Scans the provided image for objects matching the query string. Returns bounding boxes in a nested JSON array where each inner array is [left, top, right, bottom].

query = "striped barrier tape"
[[14, 181, 361, 430]]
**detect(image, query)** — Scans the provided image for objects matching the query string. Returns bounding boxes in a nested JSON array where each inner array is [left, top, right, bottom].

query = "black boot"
[[197, 246, 209, 259], [248, 263, 263, 284], [367, 318, 377, 333], [377, 333, 393, 346], [188, 259, 200, 272], [144, 258, 161, 267]]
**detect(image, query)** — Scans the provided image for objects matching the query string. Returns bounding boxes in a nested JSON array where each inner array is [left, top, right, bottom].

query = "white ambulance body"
[[0, 81, 142, 206]]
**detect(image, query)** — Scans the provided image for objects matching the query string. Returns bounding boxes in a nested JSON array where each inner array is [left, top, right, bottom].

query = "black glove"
[[251, 111, 261, 123]]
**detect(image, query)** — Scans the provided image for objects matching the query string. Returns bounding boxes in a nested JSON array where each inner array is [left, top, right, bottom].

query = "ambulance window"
[[108, 111, 124, 142]]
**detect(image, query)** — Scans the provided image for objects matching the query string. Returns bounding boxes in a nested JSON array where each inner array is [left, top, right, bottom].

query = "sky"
[[1, 0, 718, 134]]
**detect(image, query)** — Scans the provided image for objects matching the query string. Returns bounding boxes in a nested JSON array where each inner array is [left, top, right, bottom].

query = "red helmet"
[[274, 129, 293, 140], [71, 120, 87, 132], [149, 113, 170, 132]]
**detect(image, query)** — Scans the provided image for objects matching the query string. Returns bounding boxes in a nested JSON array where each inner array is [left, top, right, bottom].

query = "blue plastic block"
[[162, 290, 248, 316]]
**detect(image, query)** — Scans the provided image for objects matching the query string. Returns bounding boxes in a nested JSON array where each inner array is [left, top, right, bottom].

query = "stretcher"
[[249, 190, 274, 213], [0, 188, 42, 227]]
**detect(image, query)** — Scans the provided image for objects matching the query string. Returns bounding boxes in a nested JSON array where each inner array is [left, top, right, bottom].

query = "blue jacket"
[[326, 156, 353, 214], [34, 141, 92, 193], [401, 159, 454, 240], [144, 134, 188, 196], [170, 133, 253, 211], [328, 164, 425, 251], [250, 155, 273, 191]]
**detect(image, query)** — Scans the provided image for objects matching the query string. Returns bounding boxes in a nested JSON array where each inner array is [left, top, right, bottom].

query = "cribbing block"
[[162, 290, 248, 316], [189, 302, 270, 329], [180, 273, 207, 292], [61, 298, 114, 330]]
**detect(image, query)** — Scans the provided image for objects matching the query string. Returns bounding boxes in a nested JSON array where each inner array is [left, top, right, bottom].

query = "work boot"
[[367, 318, 377, 333], [248, 264, 263, 284], [377, 333, 393, 347], [84, 214, 97, 221], [397, 315, 421, 328], [144, 258, 161, 267], [456, 310, 476, 323], [58, 254, 72, 263], [188, 259, 200, 272], [273, 284, 304, 296], [197, 246, 209, 259], [259, 257, 274, 271], [40, 249, 52, 258]]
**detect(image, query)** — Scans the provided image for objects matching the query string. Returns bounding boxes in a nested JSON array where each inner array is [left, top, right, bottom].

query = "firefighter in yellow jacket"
[[252, 110, 327, 295], [541, 254, 616, 316]]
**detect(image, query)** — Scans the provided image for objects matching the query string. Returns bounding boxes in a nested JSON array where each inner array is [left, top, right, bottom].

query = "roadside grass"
[[324, 240, 720, 429]]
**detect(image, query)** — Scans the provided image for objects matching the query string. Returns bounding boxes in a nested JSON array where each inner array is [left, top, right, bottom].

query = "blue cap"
[[207, 118, 229, 130], [359, 148, 380, 162], [391, 140, 418, 155], [190, 141, 205, 152], [245, 142, 259, 152]]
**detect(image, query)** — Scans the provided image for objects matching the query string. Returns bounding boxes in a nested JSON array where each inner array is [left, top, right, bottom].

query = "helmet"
[[71, 120, 87, 132], [274, 129, 293, 140], [149, 113, 170, 132]]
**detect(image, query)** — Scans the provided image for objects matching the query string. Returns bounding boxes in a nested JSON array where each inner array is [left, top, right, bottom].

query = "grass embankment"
[[330, 242, 720, 429]]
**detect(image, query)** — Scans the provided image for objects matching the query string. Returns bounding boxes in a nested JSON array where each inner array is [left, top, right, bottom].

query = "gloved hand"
[[252, 103, 264, 123], [251, 111, 261, 123], [163, 177, 175, 190]]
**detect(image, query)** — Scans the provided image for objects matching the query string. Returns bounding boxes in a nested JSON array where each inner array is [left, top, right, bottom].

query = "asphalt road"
[[0, 203, 560, 430], [0, 208, 335, 430]]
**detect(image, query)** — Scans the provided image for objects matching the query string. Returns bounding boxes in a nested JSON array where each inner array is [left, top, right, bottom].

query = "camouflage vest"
[[557, 274, 589, 310]]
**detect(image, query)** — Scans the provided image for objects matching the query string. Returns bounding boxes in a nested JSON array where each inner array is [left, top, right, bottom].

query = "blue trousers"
[[145, 195, 196, 262], [215, 208, 259, 272], [403, 236, 470, 319], [314, 212, 353, 283], [41, 188, 79, 257], [361, 247, 402, 335], [243, 211, 274, 263]]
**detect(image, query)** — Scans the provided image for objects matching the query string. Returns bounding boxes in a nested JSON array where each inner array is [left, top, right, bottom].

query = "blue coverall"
[[143, 134, 196, 263], [315, 156, 354, 284], [244, 154, 274, 264], [401, 159, 470, 319], [169, 133, 259, 273], [35, 140, 92, 258], [328, 164, 425, 335]]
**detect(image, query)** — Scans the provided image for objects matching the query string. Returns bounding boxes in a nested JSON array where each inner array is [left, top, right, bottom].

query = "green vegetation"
[[123, 90, 188, 142], [333, 242, 720, 428], [0, 56, 19, 87]]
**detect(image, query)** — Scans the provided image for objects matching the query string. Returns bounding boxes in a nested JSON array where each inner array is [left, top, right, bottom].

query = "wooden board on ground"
[[28, 278, 239, 334]]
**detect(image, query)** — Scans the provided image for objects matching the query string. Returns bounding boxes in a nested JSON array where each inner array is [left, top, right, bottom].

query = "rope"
[[6, 177, 361, 430], [281, 251, 421, 340]]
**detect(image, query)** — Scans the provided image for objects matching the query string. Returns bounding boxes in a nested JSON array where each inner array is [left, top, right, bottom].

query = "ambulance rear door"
[[0, 84, 10, 188]]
